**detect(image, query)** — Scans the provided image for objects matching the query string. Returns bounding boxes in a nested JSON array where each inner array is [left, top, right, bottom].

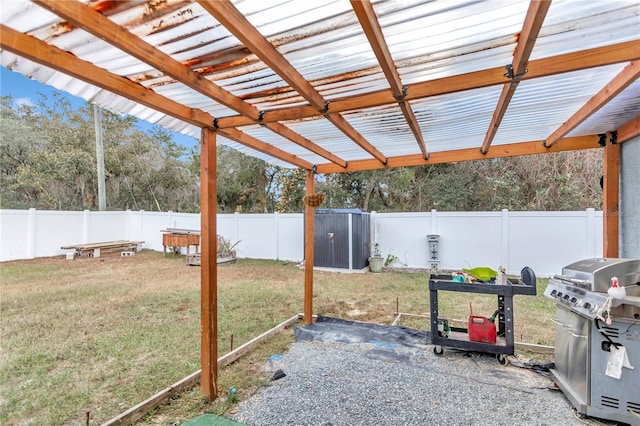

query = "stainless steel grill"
[[544, 258, 640, 425]]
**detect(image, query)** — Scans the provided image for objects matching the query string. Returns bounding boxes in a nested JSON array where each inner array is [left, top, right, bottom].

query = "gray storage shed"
[[312, 209, 371, 270]]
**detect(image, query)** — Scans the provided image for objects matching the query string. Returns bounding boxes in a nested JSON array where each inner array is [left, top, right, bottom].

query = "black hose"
[[594, 317, 620, 350]]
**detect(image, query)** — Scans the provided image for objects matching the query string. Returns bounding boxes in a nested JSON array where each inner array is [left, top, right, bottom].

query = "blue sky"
[[1, 66, 200, 151]]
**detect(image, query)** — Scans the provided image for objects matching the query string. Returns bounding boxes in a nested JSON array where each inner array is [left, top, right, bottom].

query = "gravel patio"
[[228, 318, 609, 426]]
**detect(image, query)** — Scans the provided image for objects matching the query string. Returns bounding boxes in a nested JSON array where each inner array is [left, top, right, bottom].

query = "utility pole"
[[94, 104, 106, 211]]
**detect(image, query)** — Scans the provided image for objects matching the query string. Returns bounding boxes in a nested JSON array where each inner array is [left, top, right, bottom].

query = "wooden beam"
[[263, 122, 348, 168], [603, 139, 620, 258], [0, 24, 213, 129], [544, 61, 640, 148], [102, 370, 203, 426], [512, 1, 552, 77], [200, 0, 385, 165], [480, 0, 551, 154], [481, 85, 519, 154], [217, 314, 301, 366], [617, 116, 640, 144], [525, 40, 640, 79], [0, 26, 310, 169], [315, 135, 600, 174], [325, 114, 387, 164], [352, 0, 427, 159], [200, 128, 218, 400], [399, 102, 428, 159], [33, 0, 260, 121], [304, 171, 315, 324], [218, 128, 313, 170], [34, 0, 340, 166], [351, 0, 403, 96], [102, 314, 301, 426], [215, 40, 640, 129], [198, 0, 325, 112]]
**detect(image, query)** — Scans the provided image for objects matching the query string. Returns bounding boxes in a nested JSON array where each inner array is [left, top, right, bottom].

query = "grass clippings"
[[0, 250, 555, 425]]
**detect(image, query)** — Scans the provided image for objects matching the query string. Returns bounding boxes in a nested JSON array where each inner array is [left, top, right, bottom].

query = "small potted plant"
[[369, 243, 384, 273]]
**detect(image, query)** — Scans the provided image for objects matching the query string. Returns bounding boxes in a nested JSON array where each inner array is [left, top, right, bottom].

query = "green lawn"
[[0, 251, 555, 425]]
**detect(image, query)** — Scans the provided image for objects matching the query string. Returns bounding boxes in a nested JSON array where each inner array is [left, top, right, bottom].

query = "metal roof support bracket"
[[598, 133, 607, 146], [610, 131, 618, 145], [256, 111, 264, 122], [393, 85, 408, 101], [321, 101, 330, 114], [213, 118, 220, 129], [504, 64, 528, 81]]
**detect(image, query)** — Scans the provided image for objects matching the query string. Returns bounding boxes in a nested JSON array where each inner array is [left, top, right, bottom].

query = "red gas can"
[[468, 315, 497, 344]]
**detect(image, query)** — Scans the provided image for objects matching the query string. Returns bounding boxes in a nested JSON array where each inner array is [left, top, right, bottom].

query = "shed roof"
[[1, 0, 638, 171]]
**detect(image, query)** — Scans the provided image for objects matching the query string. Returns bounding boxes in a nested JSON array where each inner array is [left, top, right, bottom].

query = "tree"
[[1, 94, 605, 213], [316, 151, 603, 212], [0, 96, 56, 208], [0, 94, 201, 212], [215, 145, 274, 213], [274, 168, 305, 213]]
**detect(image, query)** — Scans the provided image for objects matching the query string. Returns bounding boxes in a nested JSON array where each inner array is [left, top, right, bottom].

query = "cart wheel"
[[433, 346, 444, 356], [496, 354, 508, 365]]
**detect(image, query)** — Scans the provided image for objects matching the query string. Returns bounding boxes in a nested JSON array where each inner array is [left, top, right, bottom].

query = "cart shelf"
[[429, 267, 537, 361]]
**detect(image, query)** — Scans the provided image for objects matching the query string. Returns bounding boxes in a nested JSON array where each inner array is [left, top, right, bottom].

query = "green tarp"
[[182, 413, 243, 426]]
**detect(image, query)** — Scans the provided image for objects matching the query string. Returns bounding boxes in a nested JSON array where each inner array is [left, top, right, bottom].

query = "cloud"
[[13, 97, 36, 109]]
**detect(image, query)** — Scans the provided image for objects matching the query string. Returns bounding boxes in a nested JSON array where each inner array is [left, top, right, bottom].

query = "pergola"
[[1, 0, 638, 401]]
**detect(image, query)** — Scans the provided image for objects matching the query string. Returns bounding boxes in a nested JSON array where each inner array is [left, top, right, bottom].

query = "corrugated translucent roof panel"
[[283, 116, 373, 162], [239, 124, 329, 165], [232, 0, 390, 104], [1, 0, 638, 169], [409, 87, 504, 152], [572, 80, 640, 137], [532, 0, 640, 58], [493, 64, 629, 145], [215, 135, 295, 168], [382, 0, 529, 82], [341, 104, 421, 158], [0, 1, 59, 32]]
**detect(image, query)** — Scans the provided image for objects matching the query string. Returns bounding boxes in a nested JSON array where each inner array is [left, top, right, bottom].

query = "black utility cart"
[[429, 267, 537, 364]]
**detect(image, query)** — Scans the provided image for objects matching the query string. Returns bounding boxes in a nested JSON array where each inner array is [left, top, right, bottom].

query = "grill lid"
[[559, 258, 640, 293]]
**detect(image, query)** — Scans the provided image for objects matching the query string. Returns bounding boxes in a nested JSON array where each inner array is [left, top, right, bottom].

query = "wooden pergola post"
[[603, 136, 620, 258], [200, 128, 218, 399], [304, 170, 315, 324]]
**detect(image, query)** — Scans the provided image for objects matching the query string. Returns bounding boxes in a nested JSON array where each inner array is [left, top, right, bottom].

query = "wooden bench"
[[61, 240, 144, 258]]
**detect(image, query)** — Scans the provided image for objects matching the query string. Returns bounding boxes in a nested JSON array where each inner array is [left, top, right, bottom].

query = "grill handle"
[[553, 275, 592, 287]]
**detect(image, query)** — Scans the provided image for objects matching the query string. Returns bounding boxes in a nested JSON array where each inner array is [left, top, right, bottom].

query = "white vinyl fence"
[[0, 208, 602, 277]]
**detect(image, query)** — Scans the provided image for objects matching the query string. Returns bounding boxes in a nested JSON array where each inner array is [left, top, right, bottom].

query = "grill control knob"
[[583, 302, 592, 310], [557, 292, 563, 298], [570, 297, 578, 305], [563, 294, 570, 301]]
